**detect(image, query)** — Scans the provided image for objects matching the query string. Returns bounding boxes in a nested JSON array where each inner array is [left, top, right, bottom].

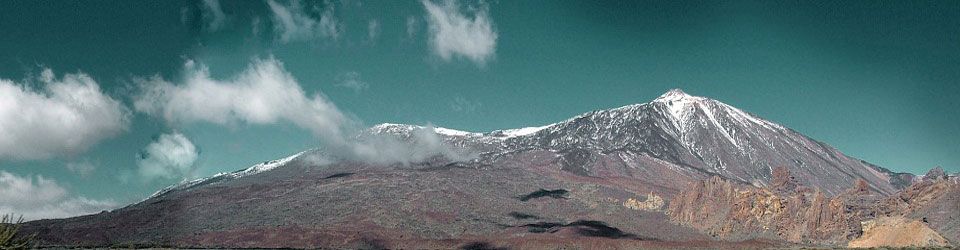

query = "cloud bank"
[[137, 132, 200, 181], [135, 57, 472, 166], [0, 171, 117, 221], [267, 0, 340, 43], [421, 0, 497, 65], [0, 69, 130, 160]]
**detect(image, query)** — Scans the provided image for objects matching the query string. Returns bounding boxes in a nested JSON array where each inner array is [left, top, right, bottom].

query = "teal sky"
[[0, 0, 958, 219]]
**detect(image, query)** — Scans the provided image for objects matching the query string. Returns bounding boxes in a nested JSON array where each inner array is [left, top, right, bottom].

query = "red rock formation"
[[667, 167, 959, 247]]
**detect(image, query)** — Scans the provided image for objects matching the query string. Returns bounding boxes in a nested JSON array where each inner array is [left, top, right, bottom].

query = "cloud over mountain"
[[137, 132, 200, 181], [134, 57, 468, 165]]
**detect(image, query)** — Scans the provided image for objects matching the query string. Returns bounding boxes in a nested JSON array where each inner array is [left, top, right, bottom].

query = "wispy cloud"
[[200, 0, 228, 31], [267, 0, 340, 43], [66, 161, 96, 178], [406, 16, 419, 40], [0, 69, 129, 160], [421, 0, 497, 66], [335, 71, 369, 93], [0, 171, 117, 221], [450, 96, 481, 113], [367, 19, 380, 42], [137, 132, 199, 182]]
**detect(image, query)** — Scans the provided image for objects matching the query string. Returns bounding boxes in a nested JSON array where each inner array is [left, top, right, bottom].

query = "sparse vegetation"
[[0, 214, 35, 249]]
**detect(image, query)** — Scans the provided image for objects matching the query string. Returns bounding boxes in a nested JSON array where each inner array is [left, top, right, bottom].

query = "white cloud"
[[201, 0, 228, 31], [137, 132, 199, 181], [66, 161, 96, 178], [267, 0, 340, 43], [367, 19, 380, 42], [0, 171, 117, 221], [335, 71, 369, 93], [134, 57, 352, 143], [421, 0, 497, 65], [0, 69, 130, 160]]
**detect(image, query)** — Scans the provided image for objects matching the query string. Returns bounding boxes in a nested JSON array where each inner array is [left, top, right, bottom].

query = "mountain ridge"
[[367, 89, 905, 195], [19, 89, 934, 249]]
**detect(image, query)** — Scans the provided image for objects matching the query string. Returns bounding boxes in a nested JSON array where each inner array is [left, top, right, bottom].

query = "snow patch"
[[498, 125, 551, 138], [653, 89, 704, 133], [696, 102, 741, 150], [433, 127, 479, 136], [231, 151, 305, 178], [144, 151, 306, 202]]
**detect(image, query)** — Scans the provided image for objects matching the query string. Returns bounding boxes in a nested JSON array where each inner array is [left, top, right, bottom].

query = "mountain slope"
[[20, 89, 913, 248]]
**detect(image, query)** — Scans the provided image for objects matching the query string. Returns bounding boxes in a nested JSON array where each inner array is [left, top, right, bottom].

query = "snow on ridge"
[[652, 89, 702, 133], [143, 151, 307, 202], [434, 127, 480, 136], [497, 125, 552, 138], [709, 101, 785, 131], [695, 101, 741, 149], [232, 151, 306, 178], [145, 172, 230, 201], [371, 123, 480, 137]]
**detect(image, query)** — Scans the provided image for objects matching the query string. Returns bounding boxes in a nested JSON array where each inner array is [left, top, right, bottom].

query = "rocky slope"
[[667, 166, 959, 247], [18, 89, 929, 248]]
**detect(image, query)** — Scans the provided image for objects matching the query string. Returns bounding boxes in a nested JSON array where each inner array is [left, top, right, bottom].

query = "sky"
[[0, 0, 958, 220]]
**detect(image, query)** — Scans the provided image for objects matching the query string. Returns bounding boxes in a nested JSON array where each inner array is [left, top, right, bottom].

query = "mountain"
[[19, 89, 930, 248], [375, 89, 901, 195]]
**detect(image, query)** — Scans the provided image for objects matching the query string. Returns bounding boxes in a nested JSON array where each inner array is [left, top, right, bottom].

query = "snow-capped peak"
[[653, 89, 698, 103], [652, 89, 704, 132]]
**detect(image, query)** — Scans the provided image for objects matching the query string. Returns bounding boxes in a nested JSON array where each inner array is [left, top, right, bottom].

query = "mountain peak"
[[654, 89, 696, 103]]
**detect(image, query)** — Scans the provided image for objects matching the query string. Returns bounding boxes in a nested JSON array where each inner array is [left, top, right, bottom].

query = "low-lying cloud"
[[135, 57, 473, 166], [349, 124, 476, 165], [0, 171, 117, 221], [137, 132, 200, 181], [0, 69, 130, 160], [422, 0, 497, 66]]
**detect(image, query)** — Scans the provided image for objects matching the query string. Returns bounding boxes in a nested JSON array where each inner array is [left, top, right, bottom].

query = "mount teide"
[[22, 89, 919, 248], [373, 89, 903, 195]]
